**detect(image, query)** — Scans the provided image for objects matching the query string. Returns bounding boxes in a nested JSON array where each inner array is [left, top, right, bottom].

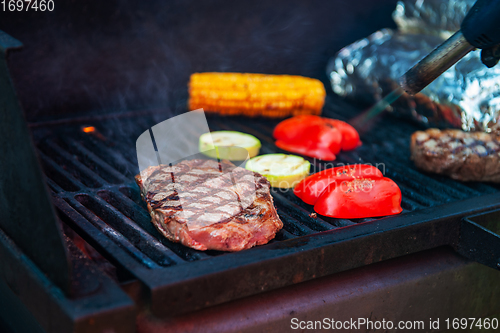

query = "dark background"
[[1, 0, 398, 122]]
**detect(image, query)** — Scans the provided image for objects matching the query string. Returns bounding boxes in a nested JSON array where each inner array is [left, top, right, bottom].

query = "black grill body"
[[29, 96, 500, 318], [1, 0, 500, 330]]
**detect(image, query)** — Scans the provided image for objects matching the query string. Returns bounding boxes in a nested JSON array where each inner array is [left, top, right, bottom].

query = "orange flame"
[[82, 126, 96, 133]]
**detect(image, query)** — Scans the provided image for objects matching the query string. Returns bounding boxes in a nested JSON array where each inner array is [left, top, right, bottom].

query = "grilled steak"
[[411, 128, 500, 182], [135, 159, 283, 251]]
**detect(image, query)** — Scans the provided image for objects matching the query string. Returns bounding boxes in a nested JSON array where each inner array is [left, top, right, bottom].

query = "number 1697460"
[[2, 0, 54, 11]]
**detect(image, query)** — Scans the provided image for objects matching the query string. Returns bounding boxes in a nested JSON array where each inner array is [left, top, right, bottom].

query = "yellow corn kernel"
[[188, 73, 325, 117]]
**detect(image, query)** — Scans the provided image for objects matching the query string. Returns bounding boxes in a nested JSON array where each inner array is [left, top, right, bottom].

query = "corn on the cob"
[[188, 73, 326, 117]]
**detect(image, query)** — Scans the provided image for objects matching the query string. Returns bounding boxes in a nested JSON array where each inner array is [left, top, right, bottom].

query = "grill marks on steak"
[[144, 161, 255, 228], [135, 159, 283, 251], [411, 128, 500, 182]]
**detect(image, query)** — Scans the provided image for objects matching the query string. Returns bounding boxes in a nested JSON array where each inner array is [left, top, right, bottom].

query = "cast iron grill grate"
[[30, 95, 500, 316]]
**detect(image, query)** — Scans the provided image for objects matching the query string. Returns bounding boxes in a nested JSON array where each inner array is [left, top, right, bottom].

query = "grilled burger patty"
[[135, 159, 283, 251], [411, 128, 500, 182]]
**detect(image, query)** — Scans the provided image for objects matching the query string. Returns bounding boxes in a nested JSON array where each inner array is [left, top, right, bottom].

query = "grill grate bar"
[[38, 151, 84, 191], [209, 118, 284, 156], [99, 188, 153, 224], [89, 192, 185, 266], [375, 165, 449, 203], [460, 181, 500, 194], [334, 155, 437, 207], [277, 211, 316, 236], [65, 197, 160, 268], [245, 118, 278, 134], [39, 140, 105, 188], [275, 227, 298, 240], [320, 100, 354, 121], [271, 190, 336, 231], [44, 177, 64, 193], [63, 138, 131, 184], [342, 150, 454, 204], [99, 188, 213, 261], [211, 118, 275, 145], [376, 152, 478, 199], [115, 186, 213, 261], [323, 218, 357, 227], [387, 175, 437, 207], [376, 143, 500, 194], [54, 197, 148, 274], [400, 197, 423, 211], [78, 134, 139, 178], [376, 147, 485, 198]]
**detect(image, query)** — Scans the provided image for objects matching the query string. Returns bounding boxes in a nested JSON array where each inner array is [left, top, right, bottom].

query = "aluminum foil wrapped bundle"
[[392, 0, 475, 38], [327, 0, 500, 134]]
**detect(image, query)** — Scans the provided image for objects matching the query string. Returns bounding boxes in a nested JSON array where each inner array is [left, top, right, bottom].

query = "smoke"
[[2, 0, 398, 122]]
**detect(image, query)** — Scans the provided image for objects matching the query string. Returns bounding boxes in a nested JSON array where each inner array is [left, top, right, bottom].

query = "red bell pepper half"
[[273, 115, 360, 161], [294, 164, 383, 205], [314, 177, 403, 219]]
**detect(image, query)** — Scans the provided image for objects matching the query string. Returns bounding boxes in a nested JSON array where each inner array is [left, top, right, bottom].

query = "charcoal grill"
[[32, 97, 500, 315], [1, 4, 500, 330]]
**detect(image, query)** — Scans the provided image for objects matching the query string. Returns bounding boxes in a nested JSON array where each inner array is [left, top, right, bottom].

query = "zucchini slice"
[[245, 154, 310, 188], [199, 131, 261, 160]]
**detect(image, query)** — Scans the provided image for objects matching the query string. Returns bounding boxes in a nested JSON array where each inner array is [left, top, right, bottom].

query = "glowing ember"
[[82, 126, 96, 133]]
